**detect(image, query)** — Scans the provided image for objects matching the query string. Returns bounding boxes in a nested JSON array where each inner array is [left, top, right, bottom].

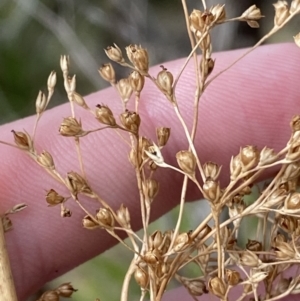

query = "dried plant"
[[1, 1, 300, 301]]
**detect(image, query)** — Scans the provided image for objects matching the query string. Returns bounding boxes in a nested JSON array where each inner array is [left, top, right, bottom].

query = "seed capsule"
[[98, 63, 116, 84], [134, 267, 149, 289], [56, 282, 77, 298], [45, 189, 65, 206], [208, 277, 227, 299], [156, 127, 171, 147], [37, 151, 55, 170], [39, 290, 59, 301], [176, 150, 197, 175], [11, 130, 33, 151], [116, 204, 131, 229], [95, 104, 116, 126], [119, 110, 141, 134], [104, 44, 124, 63], [96, 208, 114, 227], [129, 71, 145, 93], [142, 178, 159, 200], [59, 117, 83, 137], [116, 78, 133, 103], [36, 90, 47, 114], [241, 5, 263, 21], [82, 215, 99, 230], [156, 66, 173, 97], [66, 171, 92, 196], [203, 178, 220, 203], [126, 44, 149, 74], [226, 269, 241, 286], [273, 1, 290, 27]]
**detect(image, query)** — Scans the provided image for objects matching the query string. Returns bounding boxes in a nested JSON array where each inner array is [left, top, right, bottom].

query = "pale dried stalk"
[[0, 219, 18, 301]]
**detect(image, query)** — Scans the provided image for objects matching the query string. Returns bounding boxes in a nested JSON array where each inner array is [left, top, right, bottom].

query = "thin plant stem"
[[0, 218, 18, 301]]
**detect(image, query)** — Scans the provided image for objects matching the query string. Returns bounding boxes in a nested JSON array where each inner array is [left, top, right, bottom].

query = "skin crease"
[[0, 43, 300, 301]]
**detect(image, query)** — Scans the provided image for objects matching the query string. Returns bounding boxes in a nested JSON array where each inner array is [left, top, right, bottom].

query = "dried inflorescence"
[[1, 1, 300, 301]]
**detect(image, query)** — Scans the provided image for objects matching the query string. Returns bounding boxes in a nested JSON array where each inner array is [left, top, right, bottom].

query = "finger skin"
[[0, 43, 299, 300]]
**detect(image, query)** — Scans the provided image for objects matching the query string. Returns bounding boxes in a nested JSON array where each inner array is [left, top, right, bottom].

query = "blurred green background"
[[0, 0, 299, 300], [2, 0, 299, 125]]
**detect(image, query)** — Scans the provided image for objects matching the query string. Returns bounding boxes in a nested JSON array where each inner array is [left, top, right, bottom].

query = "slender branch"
[[0, 218, 18, 301]]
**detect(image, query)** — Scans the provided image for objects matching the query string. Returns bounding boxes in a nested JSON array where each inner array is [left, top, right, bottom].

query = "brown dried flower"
[[59, 117, 84, 137], [208, 277, 227, 298], [258, 147, 277, 165], [226, 269, 241, 286], [275, 241, 296, 260], [156, 127, 171, 147], [142, 178, 159, 200], [11, 130, 33, 151], [104, 44, 124, 63], [116, 78, 133, 103], [241, 5, 263, 21], [200, 57, 215, 80], [176, 150, 197, 175], [60, 204, 72, 217], [291, 0, 300, 13], [240, 145, 259, 171], [38, 290, 60, 301], [45, 189, 65, 206], [290, 115, 300, 132], [47, 70, 57, 91], [134, 267, 149, 289], [189, 9, 212, 32], [82, 215, 99, 230], [96, 208, 114, 227], [129, 71, 145, 93], [37, 151, 55, 170], [60, 55, 69, 73], [66, 171, 92, 196], [210, 4, 226, 23], [73, 92, 89, 109], [240, 250, 261, 267], [273, 1, 290, 27], [116, 204, 131, 229], [203, 161, 221, 180], [55, 282, 77, 298], [230, 154, 243, 180], [156, 66, 173, 97], [119, 110, 141, 134], [173, 232, 191, 252], [203, 178, 221, 203], [126, 44, 149, 74], [246, 239, 262, 252], [284, 192, 300, 210], [184, 278, 207, 296], [95, 104, 116, 126], [98, 63, 116, 84], [36, 90, 47, 114]]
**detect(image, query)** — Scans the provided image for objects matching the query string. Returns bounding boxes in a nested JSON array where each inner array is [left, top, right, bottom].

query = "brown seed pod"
[[119, 110, 141, 134], [96, 208, 115, 227], [98, 63, 116, 84], [226, 269, 241, 286], [126, 44, 149, 74], [208, 277, 227, 298], [104, 44, 124, 63], [55, 282, 77, 298], [134, 267, 149, 289], [95, 104, 116, 126], [45, 189, 65, 206], [82, 215, 99, 230], [176, 150, 197, 175]]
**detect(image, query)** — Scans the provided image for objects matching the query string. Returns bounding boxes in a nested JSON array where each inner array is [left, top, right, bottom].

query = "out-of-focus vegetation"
[[3, 0, 299, 124], [0, 1, 299, 300]]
